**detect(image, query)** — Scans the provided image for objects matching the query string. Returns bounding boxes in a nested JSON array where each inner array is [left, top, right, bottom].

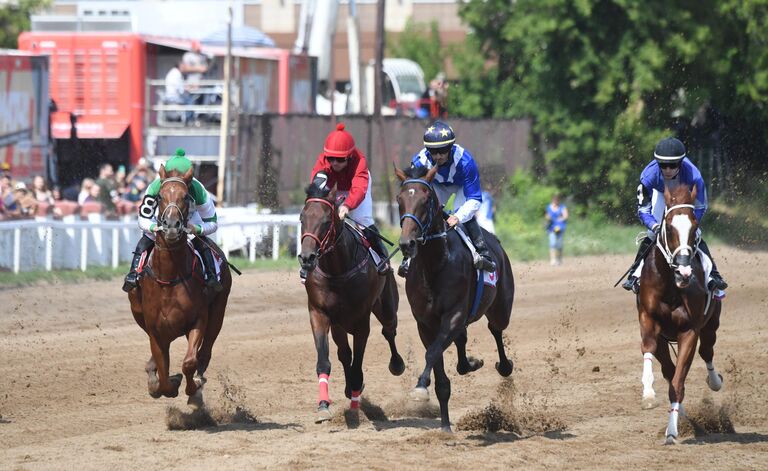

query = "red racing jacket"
[[309, 148, 370, 210]]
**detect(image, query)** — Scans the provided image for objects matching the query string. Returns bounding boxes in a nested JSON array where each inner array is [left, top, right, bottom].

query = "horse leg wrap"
[[318, 374, 330, 405], [350, 390, 362, 410]]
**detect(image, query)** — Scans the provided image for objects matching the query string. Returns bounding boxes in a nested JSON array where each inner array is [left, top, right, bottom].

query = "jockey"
[[122, 148, 223, 294], [307, 122, 391, 277], [399, 120, 496, 277], [621, 137, 728, 294]]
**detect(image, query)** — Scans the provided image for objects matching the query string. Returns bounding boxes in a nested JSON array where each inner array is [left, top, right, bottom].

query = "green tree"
[[388, 18, 444, 83], [0, 0, 50, 49], [455, 0, 768, 218]]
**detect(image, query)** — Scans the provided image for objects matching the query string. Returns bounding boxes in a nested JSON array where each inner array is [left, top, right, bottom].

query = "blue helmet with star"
[[423, 121, 456, 149]]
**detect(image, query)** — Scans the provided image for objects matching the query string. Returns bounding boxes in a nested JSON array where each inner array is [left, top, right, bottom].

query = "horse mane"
[[305, 181, 331, 199], [404, 164, 429, 179], [666, 183, 694, 206]]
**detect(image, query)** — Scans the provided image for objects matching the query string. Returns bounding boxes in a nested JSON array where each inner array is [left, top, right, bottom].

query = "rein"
[[399, 178, 447, 244], [656, 204, 698, 267], [301, 197, 340, 257]]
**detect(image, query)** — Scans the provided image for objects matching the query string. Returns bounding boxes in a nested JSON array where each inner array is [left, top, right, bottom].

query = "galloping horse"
[[394, 165, 515, 432], [128, 165, 232, 407], [298, 181, 405, 422], [636, 184, 723, 444]]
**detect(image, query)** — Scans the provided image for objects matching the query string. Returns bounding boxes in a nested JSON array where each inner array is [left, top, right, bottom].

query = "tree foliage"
[[388, 18, 444, 83], [0, 0, 50, 49], [455, 0, 768, 219]]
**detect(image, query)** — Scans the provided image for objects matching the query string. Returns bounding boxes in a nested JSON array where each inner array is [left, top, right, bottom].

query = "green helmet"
[[164, 148, 193, 174]]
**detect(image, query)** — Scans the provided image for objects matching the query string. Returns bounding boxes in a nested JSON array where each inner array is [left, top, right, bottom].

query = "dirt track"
[[1, 248, 767, 470]]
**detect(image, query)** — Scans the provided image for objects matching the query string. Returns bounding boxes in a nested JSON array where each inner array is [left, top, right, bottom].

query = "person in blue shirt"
[[398, 121, 496, 277], [621, 137, 728, 293], [545, 193, 568, 266]]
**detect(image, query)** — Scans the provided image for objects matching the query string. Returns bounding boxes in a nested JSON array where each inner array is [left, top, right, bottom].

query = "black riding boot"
[[122, 234, 155, 292], [622, 236, 654, 293], [464, 217, 496, 271], [364, 225, 392, 275], [698, 239, 728, 290], [193, 237, 223, 294]]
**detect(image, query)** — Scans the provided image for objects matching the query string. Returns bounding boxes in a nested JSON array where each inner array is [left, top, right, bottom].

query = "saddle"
[[137, 240, 223, 285]]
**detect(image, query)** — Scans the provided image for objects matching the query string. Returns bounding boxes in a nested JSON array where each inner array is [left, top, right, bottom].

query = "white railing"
[[0, 213, 301, 273]]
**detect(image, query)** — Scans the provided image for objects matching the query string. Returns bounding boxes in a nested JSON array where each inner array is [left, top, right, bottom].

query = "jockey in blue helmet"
[[621, 137, 728, 294], [398, 120, 496, 277]]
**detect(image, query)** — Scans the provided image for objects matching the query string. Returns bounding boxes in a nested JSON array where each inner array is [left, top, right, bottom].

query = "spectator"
[[1, 172, 14, 209], [126, 157, 156, 185], [84, 183, 101, 203], [545, 193, 569, 266], [95, 163, 119, 216], [476, 188, 496, 234], [7, 182, 38, 219], [164, 58, 194, 123], [78, 178, 96, 205], [31, 175, 55, 204], [115, 165, 128, 197], [123, 176, 148, 203], [181, 44, 209, 90]]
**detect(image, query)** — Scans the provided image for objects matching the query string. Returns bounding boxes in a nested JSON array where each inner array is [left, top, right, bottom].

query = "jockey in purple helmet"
[[621, 137, 728, 294], [398, 120, 496, 277]]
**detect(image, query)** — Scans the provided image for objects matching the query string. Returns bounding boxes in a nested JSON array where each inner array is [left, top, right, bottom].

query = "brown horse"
[[395, 165, 515, 432], [636, 184, 723, 444], [298, 181, 405, 423], [128, 165, 232, 408]]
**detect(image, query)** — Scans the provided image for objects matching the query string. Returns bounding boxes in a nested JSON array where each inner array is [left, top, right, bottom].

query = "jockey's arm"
[[138, 179, 160, 233], [341, 156, 370, 210], [190, 179, 218, 236], [453, 157, 483, 224], [693, 177, 707, 224], [636, 182, 658, 230]]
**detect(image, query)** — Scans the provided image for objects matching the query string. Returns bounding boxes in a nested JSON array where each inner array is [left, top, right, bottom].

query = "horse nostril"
[[408, 240, 416, 248], [308, 253, 316, 263]]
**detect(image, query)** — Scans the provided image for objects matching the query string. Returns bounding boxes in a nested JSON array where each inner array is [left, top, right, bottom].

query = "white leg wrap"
[[641, 352, 655, 399], [666, 402, 680, 439], [706, 361, 723, 391]]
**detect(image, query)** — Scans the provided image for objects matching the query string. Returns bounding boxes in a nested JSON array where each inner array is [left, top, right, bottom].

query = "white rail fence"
[[0, 212, 301, 274]]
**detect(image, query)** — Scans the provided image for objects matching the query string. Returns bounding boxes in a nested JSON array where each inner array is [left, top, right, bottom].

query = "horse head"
[[299, 177, 339, 274], [156, 164, 194, 244], [660, 184, 699, 288], [395, 164, 441, 259]]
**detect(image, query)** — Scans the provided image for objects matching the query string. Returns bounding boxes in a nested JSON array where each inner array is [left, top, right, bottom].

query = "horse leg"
[[149, 335, 181, 398], [145, 356, 159, 397], [700, 303, 723, 391], [489, 324, 513, 377], [183, 317, 207, 408], [348, 318, 371, 410], [330, 325, 353, 400], [197, 290, 228, 378], [455, 329, 484, 375], [665, 330, 698, 445], [412, 313, 463, 402], [639, 310, 660, 409], [371, 279, 405, 376], [433, 356, 452, 432], [310, 309, 333, 423]]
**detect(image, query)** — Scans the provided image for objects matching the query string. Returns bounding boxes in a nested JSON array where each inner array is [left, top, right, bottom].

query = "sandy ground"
[[0, 247, 767, 470]]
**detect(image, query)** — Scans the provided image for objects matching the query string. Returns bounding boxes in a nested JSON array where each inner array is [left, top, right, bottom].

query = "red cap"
[[323, 123, 356, 158]]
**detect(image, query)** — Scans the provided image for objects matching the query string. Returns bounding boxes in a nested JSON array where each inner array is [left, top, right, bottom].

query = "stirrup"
[[397, 260, 409, 278], [122, 272, 138, 293], [377, 262, 392, 276], [622, 276, 639, 293], [708, 277, 728, 291], [204, 273, 223, 293]]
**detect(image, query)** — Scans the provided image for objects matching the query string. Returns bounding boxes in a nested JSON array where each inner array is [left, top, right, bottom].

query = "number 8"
[[139, 196, 157, 218]]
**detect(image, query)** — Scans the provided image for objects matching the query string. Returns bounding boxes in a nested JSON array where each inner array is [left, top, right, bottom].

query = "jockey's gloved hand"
[[652, 223, 661, 236]]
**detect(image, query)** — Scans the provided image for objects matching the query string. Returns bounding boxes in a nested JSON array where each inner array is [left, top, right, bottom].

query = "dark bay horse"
[[298, 182, 405, 423], [395, 165, 515, 432], [128, 165, 232, 408], [636, 184, 723, 444]]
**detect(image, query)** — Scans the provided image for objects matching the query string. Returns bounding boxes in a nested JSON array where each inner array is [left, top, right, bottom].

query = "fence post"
[[296, 222, 302, 258], [272, 224, 280, 260], [13, 227, 21, 274], [81, 227, 88, 272], [45, 225, 53, 271], [249, 228, 256, 263], [112, 228, 119, 268]]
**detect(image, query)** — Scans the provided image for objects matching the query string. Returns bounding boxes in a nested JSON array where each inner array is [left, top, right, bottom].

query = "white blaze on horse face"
[[408, 188, 415, 197], [670, 214, 693, 257]]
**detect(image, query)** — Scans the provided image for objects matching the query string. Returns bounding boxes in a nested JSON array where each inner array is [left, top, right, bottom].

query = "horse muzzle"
[[298, 252, 318, 273], [674, 265, 693, 288], [399, 238, 418, 259]]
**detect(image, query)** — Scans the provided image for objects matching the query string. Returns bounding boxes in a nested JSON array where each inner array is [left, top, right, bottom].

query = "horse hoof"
[[187, 390, 204, 410], [664, 435, 677, 445], [641, 395, 658, 410], [495, 360, 513, 377], [457, 357, 484, 375], [316, 404, 332, 424], [409, 387, 430, 402], [194, 374, 207, 389], [706, 373, 723, 392], [441, 425, 453, 433], [148, 389, 162, 399], [389, 355, 406, 376]]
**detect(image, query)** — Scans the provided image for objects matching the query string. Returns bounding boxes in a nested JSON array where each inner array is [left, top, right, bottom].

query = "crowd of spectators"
[[0, 159, 156, 222]]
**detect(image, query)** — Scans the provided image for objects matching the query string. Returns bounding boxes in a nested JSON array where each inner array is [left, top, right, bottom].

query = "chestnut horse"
[[395, 165, 515, 432], [298, 182, 405, 423], [636, 184, 723, 444], [128, 165, 232, 408]]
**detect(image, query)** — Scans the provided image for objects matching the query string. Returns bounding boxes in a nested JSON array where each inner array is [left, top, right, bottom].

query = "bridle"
[[301, 197, 340, 257], [399, 178, 447, 244], [157, 177, 191, 241], [656, 203, 699, 268]]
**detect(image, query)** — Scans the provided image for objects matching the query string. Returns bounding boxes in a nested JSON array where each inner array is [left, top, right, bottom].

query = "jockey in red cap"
[[308, 122, 391, 275]]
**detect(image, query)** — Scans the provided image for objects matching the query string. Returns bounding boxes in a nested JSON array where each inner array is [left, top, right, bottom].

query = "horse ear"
[[328, 184, 337, 202], [182, 166, 194, 184], [394, 164, 407, 182], [159, 165, 167, 180], [425, 165, 439, 182], [690, 184, 697, 203]]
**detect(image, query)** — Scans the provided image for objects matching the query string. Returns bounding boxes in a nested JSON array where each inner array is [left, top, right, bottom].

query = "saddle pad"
[[456, 226, 498, 284], [137, 240, 223, 281]]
